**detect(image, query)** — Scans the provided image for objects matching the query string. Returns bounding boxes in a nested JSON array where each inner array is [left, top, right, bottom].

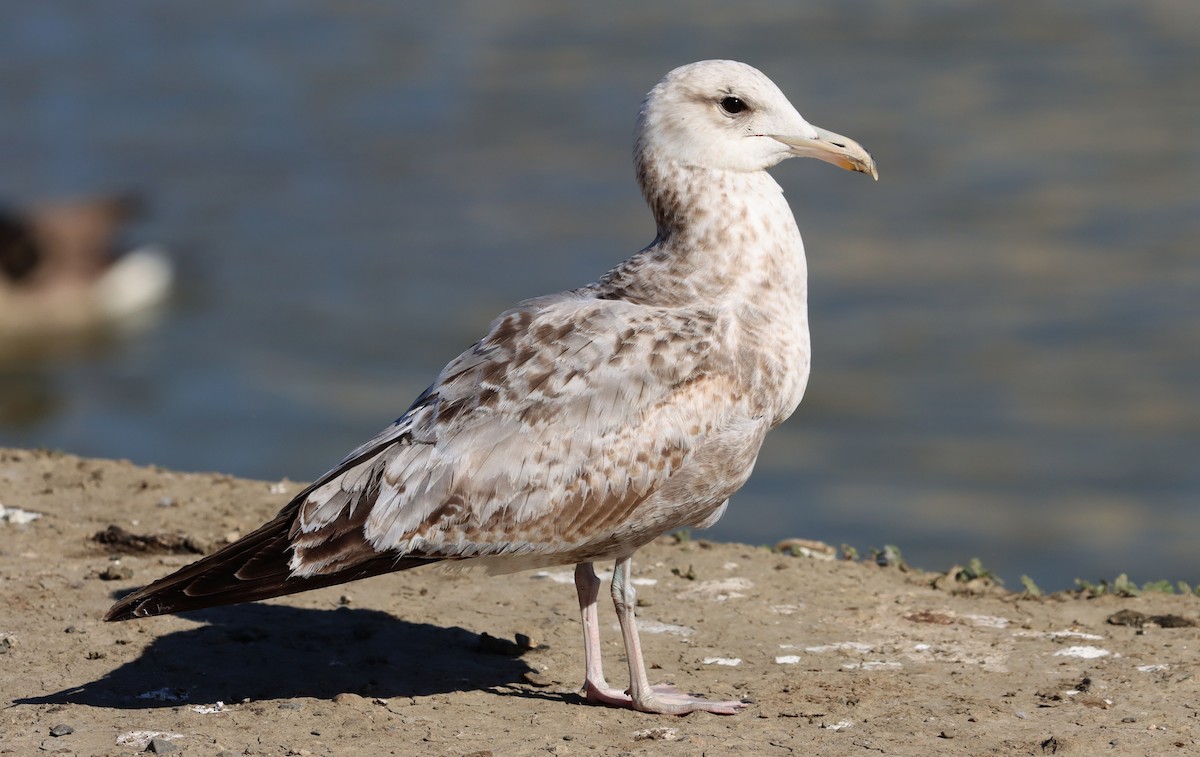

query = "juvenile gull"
[[105, 60, 876, 715]]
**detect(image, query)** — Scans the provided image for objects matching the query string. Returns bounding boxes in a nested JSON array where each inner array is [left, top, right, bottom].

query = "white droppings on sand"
[[1052, 630, 1104, 640], [902, 639, 1012, 673], [0, 504, 42, 525], [702, 657, 742, 666], [1014, 629, 1104, 641], [823, 720, 853, 731], [775, 655, 803, 665], [676, 577, 753, 602], [804, 641, 875, 654], [633, 727, 681, 741], [116, 731, 186, 750], [963, 613, 1010, 628], [190, 702, 225, 714], [843, 661, 902, 671], [769, 604, 800, 615], [1053, 646, 1111, 659], [1137, 664, 1169, 672]]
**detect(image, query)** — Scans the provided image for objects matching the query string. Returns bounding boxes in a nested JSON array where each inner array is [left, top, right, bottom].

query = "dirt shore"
[[1, 448, 1197, 755]]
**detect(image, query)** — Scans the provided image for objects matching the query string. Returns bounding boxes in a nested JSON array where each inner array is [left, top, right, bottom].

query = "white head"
[[636, 60, 877, 178]]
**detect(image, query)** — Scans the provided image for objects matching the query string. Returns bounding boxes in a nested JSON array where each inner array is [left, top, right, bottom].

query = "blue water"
[[1, 2, 1198, 591]]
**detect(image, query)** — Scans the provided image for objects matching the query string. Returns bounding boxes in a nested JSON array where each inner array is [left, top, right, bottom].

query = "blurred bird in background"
[[0, 193, 173, 338]]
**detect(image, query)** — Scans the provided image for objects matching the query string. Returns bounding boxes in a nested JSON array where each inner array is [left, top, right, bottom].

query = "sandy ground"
[[1, 447, 1198, 756]]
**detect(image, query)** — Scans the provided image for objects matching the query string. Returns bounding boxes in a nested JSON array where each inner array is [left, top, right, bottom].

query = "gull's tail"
[[103, 498, 436, 622]]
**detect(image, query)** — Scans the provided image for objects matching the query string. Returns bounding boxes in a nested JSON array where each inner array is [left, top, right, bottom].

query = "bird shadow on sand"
[[16, 602, 543, 709]]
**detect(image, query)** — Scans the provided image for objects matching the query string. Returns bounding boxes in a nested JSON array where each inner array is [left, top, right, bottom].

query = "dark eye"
[[719, 96, 748, 115]]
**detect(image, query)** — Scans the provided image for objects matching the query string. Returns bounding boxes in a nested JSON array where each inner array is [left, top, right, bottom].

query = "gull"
[[104, 60, 876, 715]]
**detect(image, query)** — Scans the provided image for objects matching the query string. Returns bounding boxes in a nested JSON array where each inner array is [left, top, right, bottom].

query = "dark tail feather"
[[103, 506, 438, 621]]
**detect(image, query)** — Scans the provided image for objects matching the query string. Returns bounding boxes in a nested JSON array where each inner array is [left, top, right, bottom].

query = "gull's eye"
[[719, 96, 748, 115]]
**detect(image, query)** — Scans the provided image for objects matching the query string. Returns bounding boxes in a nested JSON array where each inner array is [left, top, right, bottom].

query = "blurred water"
[[1, 2, 1197, 590]]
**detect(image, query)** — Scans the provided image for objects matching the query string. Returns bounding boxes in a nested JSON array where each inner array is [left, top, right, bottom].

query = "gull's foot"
[[632, 686, 747, 716], [584, 681, 746, 715], [583, 679, 637, 708]]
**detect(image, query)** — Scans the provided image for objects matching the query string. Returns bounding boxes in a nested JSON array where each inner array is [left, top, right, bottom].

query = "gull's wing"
[[289, 293, 744, 575]]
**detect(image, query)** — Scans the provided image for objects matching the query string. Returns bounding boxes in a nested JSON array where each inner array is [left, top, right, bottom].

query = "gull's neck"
[[589, 153, 808, 309], [585, 151, 814, 424]]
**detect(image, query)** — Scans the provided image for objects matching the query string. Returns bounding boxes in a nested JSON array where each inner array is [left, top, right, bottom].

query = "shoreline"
[[2, 447, 1197, 754]]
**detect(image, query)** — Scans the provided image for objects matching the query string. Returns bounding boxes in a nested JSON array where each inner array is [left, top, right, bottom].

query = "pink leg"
[[572, 559, 746, 714], [574, 562, 636, 706]]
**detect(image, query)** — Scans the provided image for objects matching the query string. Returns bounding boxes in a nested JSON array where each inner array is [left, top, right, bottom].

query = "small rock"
[[93, 525, 205, 555], [332, 692, 365, 705], [477, 632, 529, 656], [938, 730, 956, 739], [99, 563, 134, 581], [523, 671, 553, 687], [1108, 610, 1147, 627], [1103, 610, 1193, 628], [146, 736, 179, 753], [514, 632, 538, 650], [1151, 614, 1196, 628], [875, 545, 904, 568], [49, 724, 74, 737], [775, 538, 837, 560]]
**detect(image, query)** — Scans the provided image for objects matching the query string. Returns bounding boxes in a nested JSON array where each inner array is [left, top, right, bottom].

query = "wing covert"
[[289, 295, 744, 575]]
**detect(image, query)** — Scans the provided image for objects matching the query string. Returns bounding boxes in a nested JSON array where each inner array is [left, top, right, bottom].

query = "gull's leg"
[[574, 562, 634, 706], [610, 555, 746, 715]]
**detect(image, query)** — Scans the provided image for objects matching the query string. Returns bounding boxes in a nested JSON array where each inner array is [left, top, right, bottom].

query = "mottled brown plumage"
[[105, 60, 876, 715]]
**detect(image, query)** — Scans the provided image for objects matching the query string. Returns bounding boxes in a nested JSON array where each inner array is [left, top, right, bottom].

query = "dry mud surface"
[[1, 448, 1198, 756]]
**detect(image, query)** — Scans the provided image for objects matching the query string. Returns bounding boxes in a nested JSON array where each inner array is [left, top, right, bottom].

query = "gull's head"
[[636, 60, 877, 179]]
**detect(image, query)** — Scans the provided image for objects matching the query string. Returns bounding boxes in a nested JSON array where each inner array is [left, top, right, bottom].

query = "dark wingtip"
[[100, 554, 440, 623], [102, 607, 129, 622], [102, 592, 159, 622], [103, 585, 151, 622], [96, 489, 443, 623], [102, 602, 138, 622]]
